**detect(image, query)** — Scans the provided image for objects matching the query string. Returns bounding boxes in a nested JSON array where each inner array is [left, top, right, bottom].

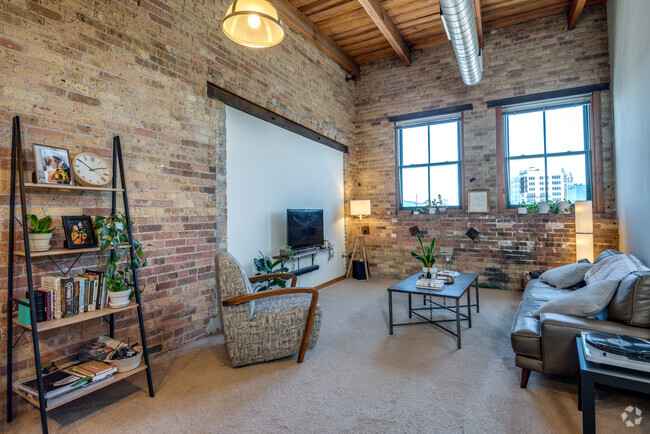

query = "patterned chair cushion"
[[216, 252, 255, 330]]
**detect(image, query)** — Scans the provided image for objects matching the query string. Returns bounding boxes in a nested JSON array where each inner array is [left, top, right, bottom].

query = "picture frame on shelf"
[[468, 189, 490, 214], [62, 216, 97, 249], [32, 144, 74, 185]]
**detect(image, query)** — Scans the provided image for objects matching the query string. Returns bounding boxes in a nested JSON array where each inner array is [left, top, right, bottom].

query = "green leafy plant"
[[548, 200, 559, 214], [526, 202, 538, 213], [253, 251, 289, 292], [324, 240, 334, 261], [410, 233, 446, 268], [95, 213, 147, 294], [26, 214, 57, 233]]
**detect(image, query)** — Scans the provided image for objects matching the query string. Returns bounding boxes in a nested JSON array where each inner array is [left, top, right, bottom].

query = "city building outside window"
[[396, 115, 462, 209], [504, 97, 591, 207]]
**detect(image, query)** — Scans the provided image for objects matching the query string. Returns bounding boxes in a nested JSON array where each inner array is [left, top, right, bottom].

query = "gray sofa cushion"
[[539, 263, 593, 288], [594, 249, 622, 263], [522, 279, 573, 302], [608, 272, 650, 327], [533, 280, 619, 318]]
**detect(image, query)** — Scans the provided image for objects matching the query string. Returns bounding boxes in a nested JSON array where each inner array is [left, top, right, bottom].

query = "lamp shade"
[[575, 200, 594, 262], [575, 200, 593, 234], [223, 0, 284, 48], [350, 200, 371, 217]]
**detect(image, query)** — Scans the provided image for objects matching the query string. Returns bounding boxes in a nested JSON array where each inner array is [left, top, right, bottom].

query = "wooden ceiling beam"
[[274, 0, 360, 76], [357, 0, 412, 65], [474, 0, 484, 48], [567, 0, 587, 29]]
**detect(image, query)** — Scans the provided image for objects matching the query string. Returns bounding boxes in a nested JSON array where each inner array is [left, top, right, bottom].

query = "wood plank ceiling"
[[286, 0, 607, 74]]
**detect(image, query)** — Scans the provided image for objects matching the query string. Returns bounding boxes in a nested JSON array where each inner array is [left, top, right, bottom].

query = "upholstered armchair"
[[215, 252, 322, 367]]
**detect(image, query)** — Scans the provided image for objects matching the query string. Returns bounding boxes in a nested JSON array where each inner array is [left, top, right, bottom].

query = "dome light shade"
[[223, 0, 284, 48]]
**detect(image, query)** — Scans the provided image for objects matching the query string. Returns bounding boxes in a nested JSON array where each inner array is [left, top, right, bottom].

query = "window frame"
[[396, 116, 463, 211], [503, 101, 593, 209]]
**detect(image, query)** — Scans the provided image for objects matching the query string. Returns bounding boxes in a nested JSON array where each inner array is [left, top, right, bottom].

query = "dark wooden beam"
[[273, 0, 360, 77], [474, 0, 484, 48], [207, 82, 349, 154], [486, 83, 609, 108], [357, 0, 412, 66], [590, 91, 604, 213], [568, 0, 587, 30], [495, 106, 506, 213], [388, 104, 473, 123]]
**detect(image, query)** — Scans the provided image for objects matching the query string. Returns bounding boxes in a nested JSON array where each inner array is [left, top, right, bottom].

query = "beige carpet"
[[10, 279, 650, 433]]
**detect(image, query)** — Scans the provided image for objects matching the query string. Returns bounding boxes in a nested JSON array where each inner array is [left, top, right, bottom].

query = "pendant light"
[[223, 0, 284, 48]]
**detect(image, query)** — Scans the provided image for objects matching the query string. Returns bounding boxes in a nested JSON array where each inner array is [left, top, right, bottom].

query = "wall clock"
[[72, 153, 113, 187]]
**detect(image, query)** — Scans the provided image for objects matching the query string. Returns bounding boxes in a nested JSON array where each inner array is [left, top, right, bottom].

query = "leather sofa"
[[511, 249, 650, 388]]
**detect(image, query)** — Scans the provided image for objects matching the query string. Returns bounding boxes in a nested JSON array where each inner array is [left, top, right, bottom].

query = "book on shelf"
[[67, 361, 117, 380], [84, 269, 106, 310], [79, 274, 98, 312], [63, 277, 74, 317], [41, 275, 63, 319], [15, 369, 88, 401]]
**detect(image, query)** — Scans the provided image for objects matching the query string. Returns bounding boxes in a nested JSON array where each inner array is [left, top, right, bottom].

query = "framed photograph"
[[32, 144, 74, 185], [62, 216, 97, 249], [468, 190, 490, 213]]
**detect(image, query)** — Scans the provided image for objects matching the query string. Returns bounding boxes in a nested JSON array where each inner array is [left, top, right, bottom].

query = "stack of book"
[[15, 361, 117, 405], [415, 278, 445, 290], [20, 270, 108, 325]]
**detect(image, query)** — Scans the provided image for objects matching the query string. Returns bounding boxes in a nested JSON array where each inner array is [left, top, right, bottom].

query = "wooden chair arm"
[[248, 273, 297, 287], [221, 287, 319, 364]]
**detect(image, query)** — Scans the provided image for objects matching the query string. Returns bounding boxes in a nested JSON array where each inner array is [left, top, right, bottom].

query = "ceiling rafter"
[[473, 0, 484, 48], [357, 0, 412, 65], [567, 0, 587, 29]]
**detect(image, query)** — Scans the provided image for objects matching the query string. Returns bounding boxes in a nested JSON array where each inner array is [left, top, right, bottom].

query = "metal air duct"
[[440, 0, 483, 86]]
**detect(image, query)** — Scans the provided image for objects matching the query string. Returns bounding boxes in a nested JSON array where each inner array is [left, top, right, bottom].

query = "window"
[[397, 116, 462, 209], [504, 98, 591, 207]]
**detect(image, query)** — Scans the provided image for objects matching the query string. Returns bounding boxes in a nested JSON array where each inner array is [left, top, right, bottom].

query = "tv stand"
[[273, 247, 332, 276]]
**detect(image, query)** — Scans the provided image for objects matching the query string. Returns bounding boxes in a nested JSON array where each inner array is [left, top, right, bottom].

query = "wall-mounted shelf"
[[273, 247, 332, 276]]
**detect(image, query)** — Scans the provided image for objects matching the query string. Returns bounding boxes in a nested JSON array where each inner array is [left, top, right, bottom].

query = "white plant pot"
[[422, 265, 438, 277], [538, 202, 551, 214], [517, 207, 528, 214], [413, 211, 420, 215], [428, 208, 436, 214], [29, 232, 52, 252], [557, 201, 571, 213], [108, 290, 132, 308], [438, 207, 447, 214]]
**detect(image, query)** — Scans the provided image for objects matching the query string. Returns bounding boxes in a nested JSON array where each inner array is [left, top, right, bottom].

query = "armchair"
[[215, 252, 322, 367]]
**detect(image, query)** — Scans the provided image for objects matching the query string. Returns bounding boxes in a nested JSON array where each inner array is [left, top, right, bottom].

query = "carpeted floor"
[[10, 279, 650, 433]]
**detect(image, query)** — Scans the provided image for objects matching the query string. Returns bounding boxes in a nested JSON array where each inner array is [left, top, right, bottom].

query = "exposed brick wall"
[[0, 0, 354, 418], [346, 5, 617, 289]]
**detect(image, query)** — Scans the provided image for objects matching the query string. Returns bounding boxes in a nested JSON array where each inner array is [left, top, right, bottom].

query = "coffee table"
[[387, 272, 479, 349]]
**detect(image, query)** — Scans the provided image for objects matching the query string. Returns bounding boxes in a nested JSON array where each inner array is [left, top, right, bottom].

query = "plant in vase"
[[253, 251, 289, 292], [96, 213, 148, 308], [435, 194, 447, 213], [526, 203, 539, 213], [25, 214, 58, 252], [280, 245, 294, 257], [324, 239, 335, 261], [557, 199, 572, 213], [538, 201, 552, 214], [426, 198, 439, 214], [410, 233, 446, 279], [517, 201, 528, 214]]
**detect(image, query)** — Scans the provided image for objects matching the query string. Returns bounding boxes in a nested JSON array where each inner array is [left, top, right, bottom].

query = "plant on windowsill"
[[538, 200, 552, 214], [411, 233, 446, 279], [517, 202, 528, 214], [253, 251, 289, 292], [96, 213, 148, 308], [26, 214, 58, 252], [435, 194, 448, 213], [557, 199, 572, 213], [526, 203, 539, 213], [426, 198, 439, 214]]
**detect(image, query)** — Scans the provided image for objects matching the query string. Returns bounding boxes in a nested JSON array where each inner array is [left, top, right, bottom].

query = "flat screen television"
[[287, 209, 324, 251]]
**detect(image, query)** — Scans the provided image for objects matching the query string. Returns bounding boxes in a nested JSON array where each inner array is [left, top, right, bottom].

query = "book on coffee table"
[[415, 279, 445, 290]]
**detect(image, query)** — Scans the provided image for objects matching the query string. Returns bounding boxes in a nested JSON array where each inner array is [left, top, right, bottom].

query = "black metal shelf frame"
[[5, 116, 155, 433]]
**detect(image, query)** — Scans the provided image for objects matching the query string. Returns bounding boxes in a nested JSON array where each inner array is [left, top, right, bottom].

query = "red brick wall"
[[346, 5, 617, 289], [0, 0, 354, 417]]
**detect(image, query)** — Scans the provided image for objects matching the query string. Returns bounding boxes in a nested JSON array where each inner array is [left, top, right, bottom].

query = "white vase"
[[428, 208, 436, 214], [538, 202, 551, 214], [422, 265, 438, 278], [438, 207, 446, 214], [108, 290, 132, 308], [557, 200, 571, 213], [517, 207, 528, 214], [29, 232, 52, 252]]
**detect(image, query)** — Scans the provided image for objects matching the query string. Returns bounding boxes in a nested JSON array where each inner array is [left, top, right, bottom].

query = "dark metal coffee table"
[[387, 272, 479, 349]]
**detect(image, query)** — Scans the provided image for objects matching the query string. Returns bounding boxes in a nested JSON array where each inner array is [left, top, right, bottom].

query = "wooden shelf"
[[273, 248, 332, 260], [13, 363, 147, 411], [24, 182, 123, 192], [13, 303, 139, 331], [15, 244, 130, 257]]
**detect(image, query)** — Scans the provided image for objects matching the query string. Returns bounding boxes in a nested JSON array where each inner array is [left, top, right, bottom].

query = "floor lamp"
[[575, 200, 594, 263], [346, 200, 371, 280]]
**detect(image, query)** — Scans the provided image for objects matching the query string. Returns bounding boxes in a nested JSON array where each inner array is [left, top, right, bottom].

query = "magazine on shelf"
[[16, 369, 88, 400]]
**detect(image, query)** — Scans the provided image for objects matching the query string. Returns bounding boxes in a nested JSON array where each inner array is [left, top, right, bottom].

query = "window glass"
[[401, 167, 428, 207], [430, 164, 460, 207], [545, 106, 585, 154], [429, 122, 458, 163], [507, 111, 544, 156], [401, 126, 428, 166]]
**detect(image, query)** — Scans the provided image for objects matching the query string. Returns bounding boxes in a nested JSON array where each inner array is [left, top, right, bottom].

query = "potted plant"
[[280, 245, 293, 257], [538, 201, 552, 214], [96, 213, 147, 308], [517, 201, 528, 214], [557, 199, 572, 213], [26, 214, 58, 252], [526, 203, 539, 213], [412, 206, 425, 215], [435, 194, 447, 214], [426, 198, 438, 214], [324, 239, 335, 261], [411, 233, 446, 279], [253, 251, 289, 291]]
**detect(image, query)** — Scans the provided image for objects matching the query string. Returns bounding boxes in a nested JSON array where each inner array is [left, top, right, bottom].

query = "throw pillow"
[[539, 263, 593, 288], [533, 279, 619, 318]]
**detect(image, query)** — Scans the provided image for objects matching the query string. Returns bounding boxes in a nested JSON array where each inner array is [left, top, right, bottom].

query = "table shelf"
[[24, 182, 123, 192], [14, 244, 130, 257], [13, 303, 139, 332]]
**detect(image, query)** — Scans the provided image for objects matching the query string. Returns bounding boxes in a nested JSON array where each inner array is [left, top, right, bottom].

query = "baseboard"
[[315, 275, 346, 290]]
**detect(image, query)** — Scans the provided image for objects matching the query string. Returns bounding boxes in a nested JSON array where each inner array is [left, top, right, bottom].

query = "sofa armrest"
[[539, 313, 650, 377]]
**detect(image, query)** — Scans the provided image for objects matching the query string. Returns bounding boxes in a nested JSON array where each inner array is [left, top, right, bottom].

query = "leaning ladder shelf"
[[5, 116, 155, 434]]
